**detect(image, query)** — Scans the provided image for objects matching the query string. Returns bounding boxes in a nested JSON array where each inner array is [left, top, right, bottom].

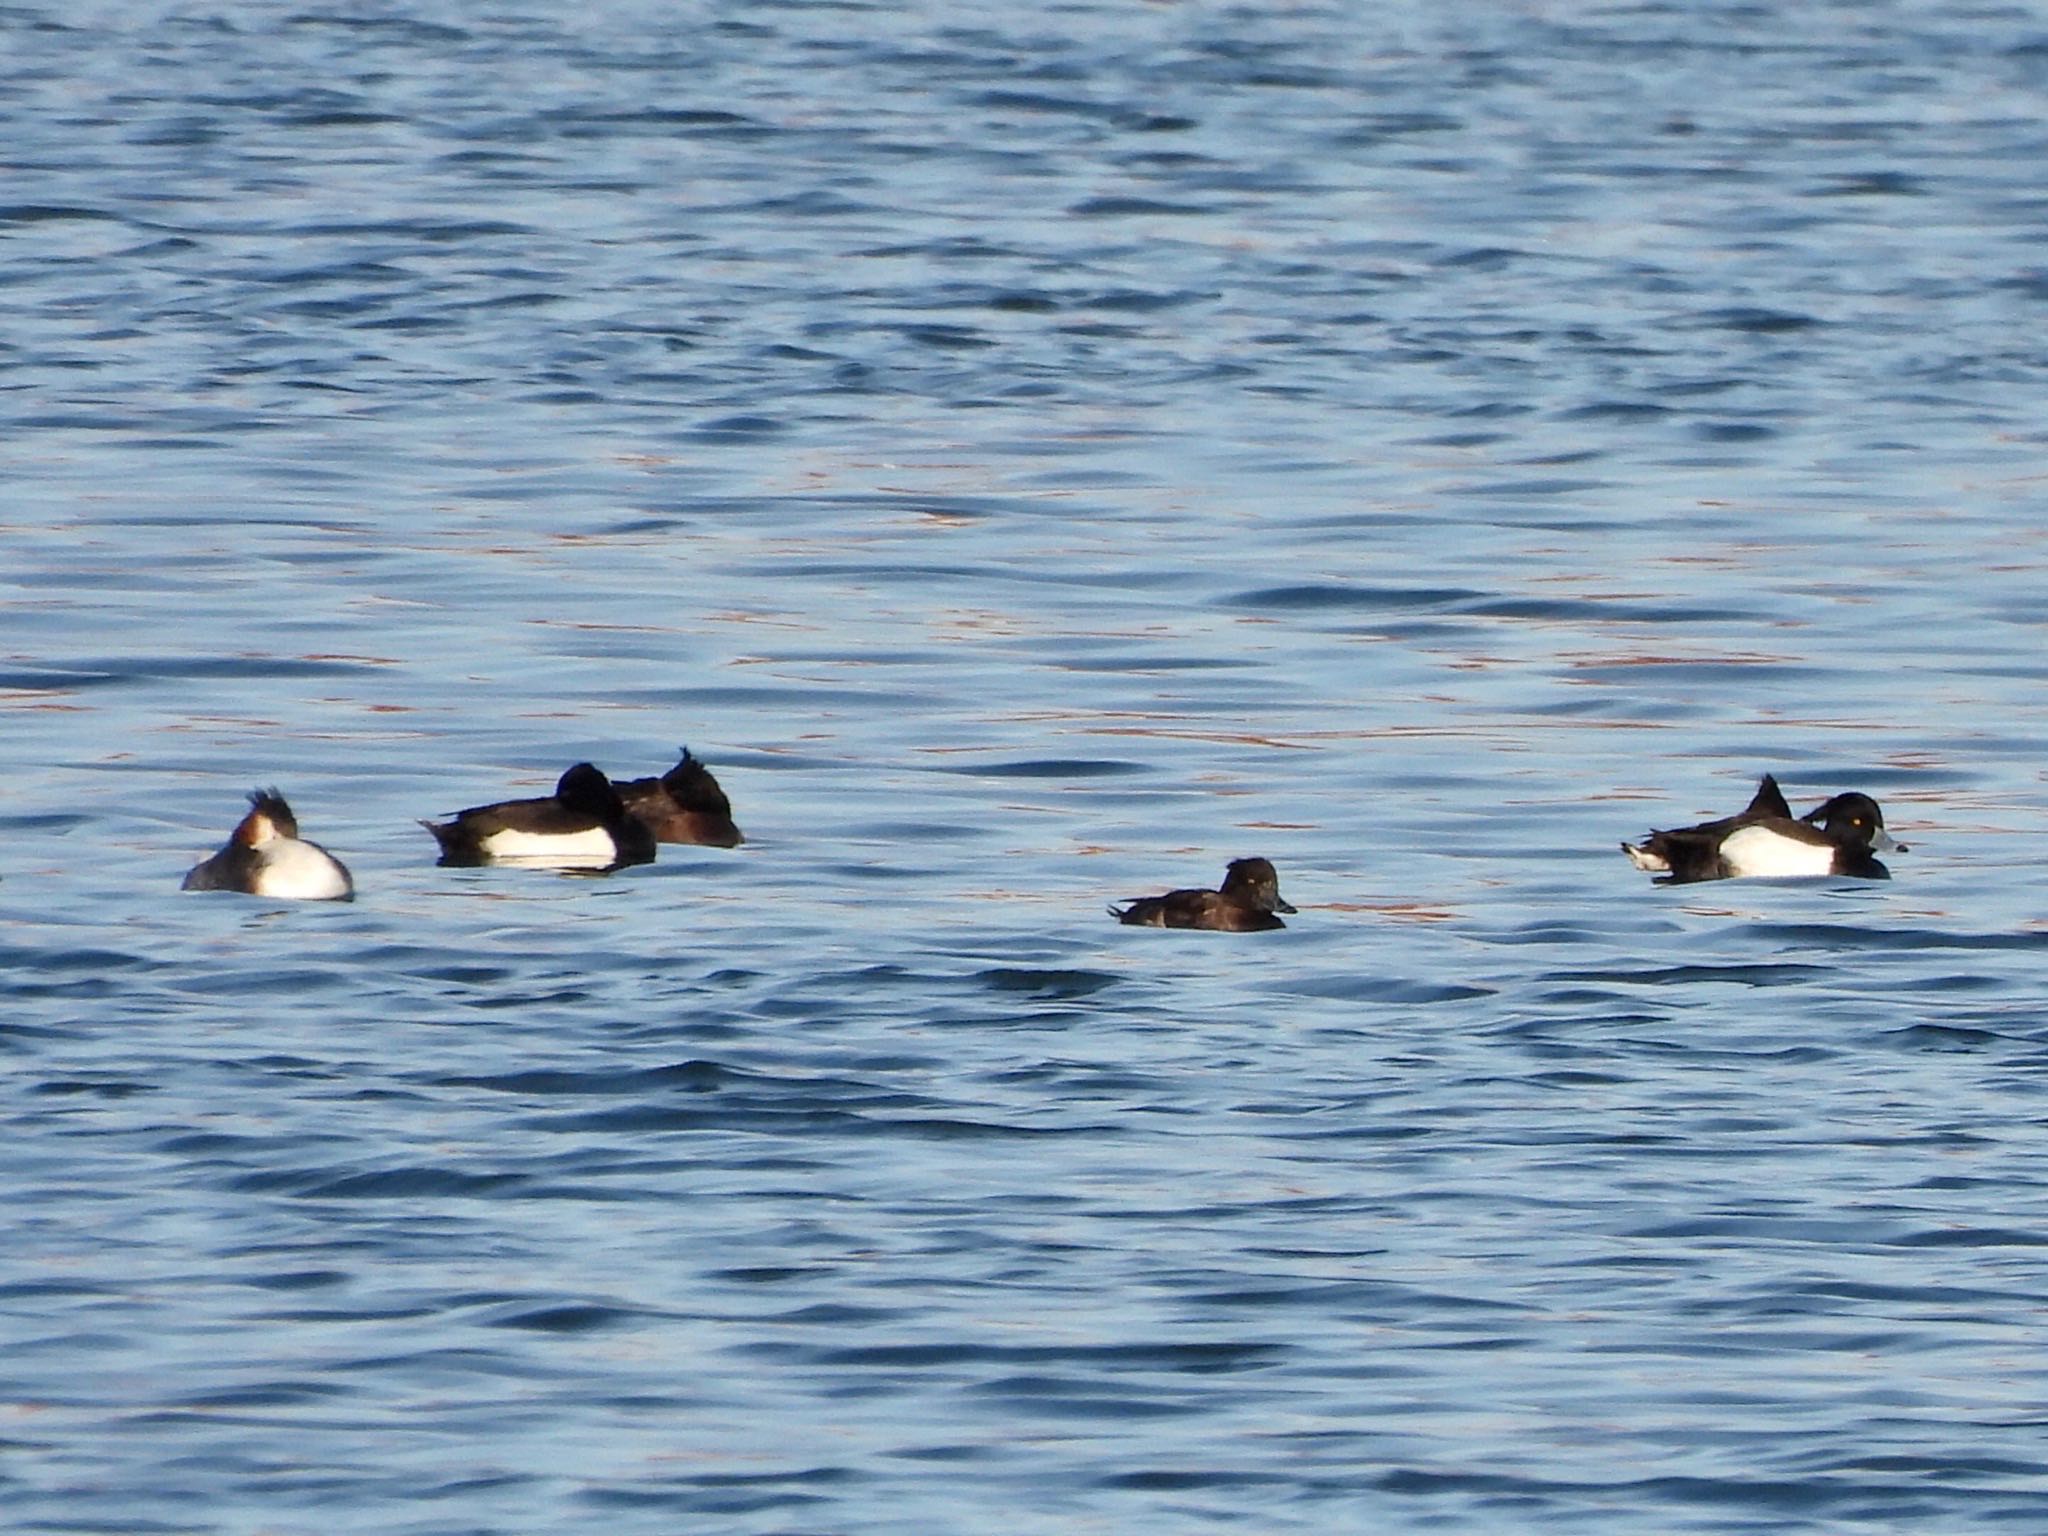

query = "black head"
[[1802, 791, 1903, 853], [554, 762, 622, 815], [1221, 857, 1296, 914]]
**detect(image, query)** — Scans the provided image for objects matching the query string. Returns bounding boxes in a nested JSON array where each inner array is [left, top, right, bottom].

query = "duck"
[[421, 763, 656, 871], [1623, 776, 1904, 883], [1621, 774, 1790, 876], [182, 788, 354, 901], [1110, 857, 1297, 931], [614, 747, 744, 847]]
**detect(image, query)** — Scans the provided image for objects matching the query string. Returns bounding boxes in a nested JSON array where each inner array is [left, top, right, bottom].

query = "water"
[[5, 2, 2048, 1531]]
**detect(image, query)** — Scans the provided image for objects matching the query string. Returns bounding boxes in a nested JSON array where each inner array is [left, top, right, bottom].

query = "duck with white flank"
[[422, 763, 656, 872], [1624, 775, 1904, 883]]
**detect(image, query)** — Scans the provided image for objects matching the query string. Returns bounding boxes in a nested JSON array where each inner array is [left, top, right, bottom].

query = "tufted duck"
[[1110, 857, 1297, 931], [615, 748, 744, 847], [422, 763, 656, 871], [1624, 777, 1902, 883]]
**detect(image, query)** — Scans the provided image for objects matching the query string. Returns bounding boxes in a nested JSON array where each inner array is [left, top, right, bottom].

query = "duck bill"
[[1273, 897, 1298, 913], [1872, 828, 1902, 853]]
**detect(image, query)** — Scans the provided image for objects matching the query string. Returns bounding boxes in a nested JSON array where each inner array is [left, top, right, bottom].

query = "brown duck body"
[[1111, 857, 1296, 932], [615, 748, 744, 847]]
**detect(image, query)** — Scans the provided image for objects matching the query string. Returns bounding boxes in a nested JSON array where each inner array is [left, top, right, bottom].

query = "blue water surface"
[[5, 2, 2048, 1532]]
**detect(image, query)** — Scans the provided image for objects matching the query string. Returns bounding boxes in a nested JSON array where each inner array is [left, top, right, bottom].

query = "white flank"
[[251, 839, 354, 900], [476, 825, 618, 867], [1717, 825, 1834, 878]]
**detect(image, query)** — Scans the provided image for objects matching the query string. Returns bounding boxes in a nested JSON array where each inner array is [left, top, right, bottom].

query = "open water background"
[[6, 2, 2048, 1531]]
